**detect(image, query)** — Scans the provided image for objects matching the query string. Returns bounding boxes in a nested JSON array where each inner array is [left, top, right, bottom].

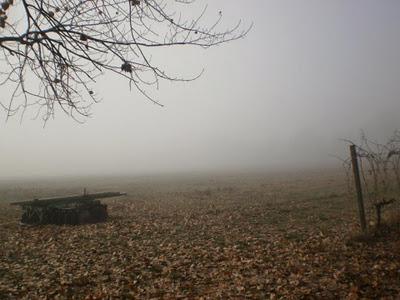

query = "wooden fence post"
[[350, 145, 367, 232]]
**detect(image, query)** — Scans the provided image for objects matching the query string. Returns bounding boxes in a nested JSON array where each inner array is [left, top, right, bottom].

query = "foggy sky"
[[2, 0, 400, 179]]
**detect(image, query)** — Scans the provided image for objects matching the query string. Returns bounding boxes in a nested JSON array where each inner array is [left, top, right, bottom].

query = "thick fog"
[[1, 0, 400, 179]]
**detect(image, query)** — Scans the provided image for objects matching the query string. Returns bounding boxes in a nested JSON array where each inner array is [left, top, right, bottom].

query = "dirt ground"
[[0, 169, 399, 299]]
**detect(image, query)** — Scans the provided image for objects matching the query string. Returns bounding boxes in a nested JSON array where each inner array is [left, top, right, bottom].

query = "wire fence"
[[343, 131, 400, 227]]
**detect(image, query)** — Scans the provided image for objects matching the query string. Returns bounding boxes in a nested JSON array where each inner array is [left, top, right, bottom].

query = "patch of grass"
[[347, 220, 400, 245], [317, 214, 330, 222], [284, 231, 305, 242], [346, 231, 377, 245]]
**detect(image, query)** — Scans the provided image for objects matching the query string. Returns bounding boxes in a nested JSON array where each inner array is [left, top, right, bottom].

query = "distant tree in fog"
[[0, 0, 249, 121]]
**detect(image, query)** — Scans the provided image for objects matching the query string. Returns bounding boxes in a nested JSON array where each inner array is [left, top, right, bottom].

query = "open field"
[[0, 169, 399, 299]]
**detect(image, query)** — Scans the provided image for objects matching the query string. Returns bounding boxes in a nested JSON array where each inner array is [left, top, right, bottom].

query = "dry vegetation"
[[0, 170, 399, 299]]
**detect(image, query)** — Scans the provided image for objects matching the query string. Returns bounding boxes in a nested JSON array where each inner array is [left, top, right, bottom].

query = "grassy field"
[[0, 169, 399, 299]]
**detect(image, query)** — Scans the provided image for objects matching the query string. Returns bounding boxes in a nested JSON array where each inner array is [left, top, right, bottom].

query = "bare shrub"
[[343, 131, 400, 227]]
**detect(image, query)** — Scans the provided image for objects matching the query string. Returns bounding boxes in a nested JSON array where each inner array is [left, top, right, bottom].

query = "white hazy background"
[[2, 0, 400, 179]]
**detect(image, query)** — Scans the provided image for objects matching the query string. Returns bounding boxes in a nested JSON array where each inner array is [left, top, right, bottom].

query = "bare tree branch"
[[0, 0, 251, 121]]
